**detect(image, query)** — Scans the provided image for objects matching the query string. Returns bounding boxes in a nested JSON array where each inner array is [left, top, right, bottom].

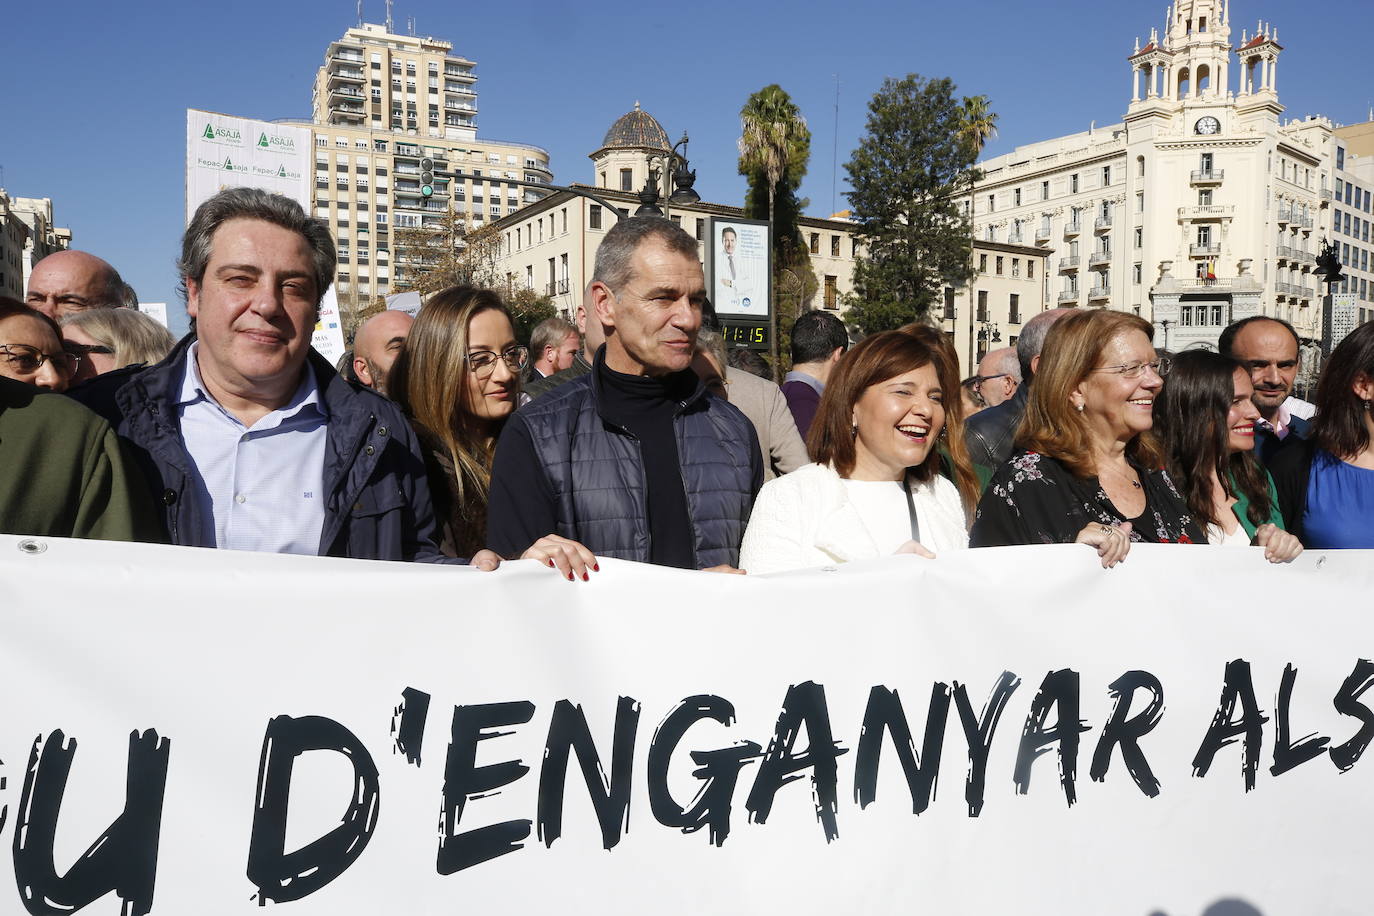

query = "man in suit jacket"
[[1219, 316, 1313, 464], [695, 328, 807, 480]]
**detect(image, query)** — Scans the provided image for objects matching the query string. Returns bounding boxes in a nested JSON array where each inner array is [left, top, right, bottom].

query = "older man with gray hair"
[[973, 346, 1021, 409], [26, 250, 137, 321], [963, 308, 1074, 473], [72, 187, 501, 567], [488, 216, 762, 570]]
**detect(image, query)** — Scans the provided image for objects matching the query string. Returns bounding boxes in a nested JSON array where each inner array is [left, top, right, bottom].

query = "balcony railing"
[[1035, 227, 1052, 242], [1088, 285, 1111, 300], [1277, 207, 1292, 224], [329, 67, 365, 83], [1058, 289, 1080, 303], [1089, 251, 1112, 267], [1320, 189, 1333, 201], [1297, 215, 1314, 229], [1064, 222, 1081, 237], [1178, 205, 1235, 219], [1094, 215, 1112, 231], [1190, 244, 1221, 257], [1059, 257, 1080, 271], [1190, 169, 1225, 183]]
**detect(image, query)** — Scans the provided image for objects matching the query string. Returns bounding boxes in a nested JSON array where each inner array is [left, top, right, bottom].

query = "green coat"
[[1228, 469, 1285, 540], [0, 377, 158, 542]]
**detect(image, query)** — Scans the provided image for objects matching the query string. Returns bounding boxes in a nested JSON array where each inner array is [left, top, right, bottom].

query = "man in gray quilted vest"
[[487, 217, 762, 571]]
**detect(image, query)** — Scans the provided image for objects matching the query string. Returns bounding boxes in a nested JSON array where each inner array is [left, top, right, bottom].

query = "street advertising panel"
[[185, 109, 343, 364], [710, 216, 771, 334]]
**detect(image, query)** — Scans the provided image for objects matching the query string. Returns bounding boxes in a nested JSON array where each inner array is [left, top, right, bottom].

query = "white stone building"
[[488, 105, 860, 343], [967, 0, 1372, 356]]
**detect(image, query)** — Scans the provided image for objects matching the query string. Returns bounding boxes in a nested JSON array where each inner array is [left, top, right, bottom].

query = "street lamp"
[[976, 320, 1002, 360], [634, 133, 699, 218]]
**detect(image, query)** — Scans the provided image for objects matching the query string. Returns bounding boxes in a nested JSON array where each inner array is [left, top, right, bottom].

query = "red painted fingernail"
[[567, 571, 575, 581], [593, 563, 600, 572], [581, 571, 589, 581]]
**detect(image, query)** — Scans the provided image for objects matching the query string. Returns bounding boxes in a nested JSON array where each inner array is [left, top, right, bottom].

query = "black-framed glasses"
[[64, 342, 115, 358], [1089, 357, 1170, 380], [0, 343, 77, 375], [465, 345, 529, 376]]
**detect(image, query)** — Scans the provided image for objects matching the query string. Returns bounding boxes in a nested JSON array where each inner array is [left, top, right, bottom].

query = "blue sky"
[[3, 0, 1371, 335]]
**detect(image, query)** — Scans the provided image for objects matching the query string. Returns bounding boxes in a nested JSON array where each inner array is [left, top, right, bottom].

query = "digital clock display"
[[720, 321, 770, 351]]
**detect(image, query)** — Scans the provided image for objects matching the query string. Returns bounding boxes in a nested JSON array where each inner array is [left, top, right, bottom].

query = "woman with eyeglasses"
[[971, 309, 1203, 565], [389, 287, 597, 577], [61, 307, 176, 384], [388, 286, 529, 558], [1152, 350, 1301, 561], [0, 298, 74, 392]]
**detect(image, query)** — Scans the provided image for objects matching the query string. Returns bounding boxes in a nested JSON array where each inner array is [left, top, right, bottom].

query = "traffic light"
[[420, 157, 434, 197]]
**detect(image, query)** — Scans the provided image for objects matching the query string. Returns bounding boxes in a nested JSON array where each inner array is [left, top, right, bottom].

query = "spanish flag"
[[1205, 261, 1216, 281]]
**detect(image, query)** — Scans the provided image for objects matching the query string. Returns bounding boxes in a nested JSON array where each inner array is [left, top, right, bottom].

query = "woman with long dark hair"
[[1152, 350, 1301, 561], [738, 329, 979, 574], [1270, 321, 1374, 548]]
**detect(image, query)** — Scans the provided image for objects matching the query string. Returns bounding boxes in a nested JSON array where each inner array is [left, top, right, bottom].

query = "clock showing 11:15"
[[1195, 116, 1220, 135]]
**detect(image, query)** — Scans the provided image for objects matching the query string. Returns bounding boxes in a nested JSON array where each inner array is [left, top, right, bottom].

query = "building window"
[[1133, 263, 1142, 285], [995, 256, 1003, 275], [1070, 173, 1079, 193], [695, 218, 704, 241], [589, 205, 602, 230], [1041, 181, 1049, 200], [1011, 258, 1020, 278], [620, 169, 633, 191], [1027, 260, 1035, 279], [810, 232, 820, 254], [978, 253, 988, 272], [1101, 166, 1111, 186], [1009, 293, 1021, 324], [1136, 191, 1144, 213], [830, 235, 840, 257], [976, 290, 989, 322], [943, 286, 956, 320], [987, 193, 995, 213], [1014, 188, 1022, 207], [1134, 227, 1143, 249], [824, 275, 838, 309]]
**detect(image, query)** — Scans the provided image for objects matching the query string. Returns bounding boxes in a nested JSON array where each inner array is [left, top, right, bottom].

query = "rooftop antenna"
[[356, 0, 362, 26], [407, 16, 415, 36], [831, 74, 840, 216], [385, 0, 393, 33]]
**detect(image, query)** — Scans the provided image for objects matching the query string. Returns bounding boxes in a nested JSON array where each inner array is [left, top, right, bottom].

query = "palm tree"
[[958, 95, 998, 371], [739, 86, 807, 380]]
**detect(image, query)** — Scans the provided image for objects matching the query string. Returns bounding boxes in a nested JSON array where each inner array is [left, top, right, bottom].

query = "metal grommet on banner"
[[17, 538, 48, 556]]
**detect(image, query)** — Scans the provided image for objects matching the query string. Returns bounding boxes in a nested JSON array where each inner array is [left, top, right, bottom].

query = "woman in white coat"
[[740, 328, 979, 574]]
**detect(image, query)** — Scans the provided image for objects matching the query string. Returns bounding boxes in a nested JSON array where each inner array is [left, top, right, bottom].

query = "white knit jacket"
[[738, 462, 969, 575]]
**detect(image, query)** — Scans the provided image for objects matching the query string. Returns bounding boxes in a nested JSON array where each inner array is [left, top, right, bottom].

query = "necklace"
[[1098, 462, 1142, 490]]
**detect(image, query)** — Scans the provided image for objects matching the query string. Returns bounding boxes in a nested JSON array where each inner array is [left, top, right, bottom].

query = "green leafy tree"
[[739, 84, 810, 377], [844, 74, 985, 335]]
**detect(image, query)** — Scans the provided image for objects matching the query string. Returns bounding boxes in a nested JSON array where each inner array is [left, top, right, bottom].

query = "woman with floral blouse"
[[970, 310, 1203, 566]]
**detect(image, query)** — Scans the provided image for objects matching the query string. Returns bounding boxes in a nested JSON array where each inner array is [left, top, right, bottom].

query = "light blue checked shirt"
[[176, 343, 329, 555]]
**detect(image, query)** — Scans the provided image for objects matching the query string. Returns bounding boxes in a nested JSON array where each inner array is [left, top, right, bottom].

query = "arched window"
[[1197, 64, 1211, 95], [1177, 68, 1191, 98]]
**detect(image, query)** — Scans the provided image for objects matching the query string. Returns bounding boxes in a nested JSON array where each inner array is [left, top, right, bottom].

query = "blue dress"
[[1303, 449, 1374, 549]]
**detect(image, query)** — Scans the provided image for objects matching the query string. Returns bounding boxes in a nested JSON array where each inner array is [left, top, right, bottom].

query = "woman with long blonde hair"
[[390, 287, 528, 558]]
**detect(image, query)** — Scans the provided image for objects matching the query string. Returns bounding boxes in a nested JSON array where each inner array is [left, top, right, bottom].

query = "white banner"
[[2, 535, 1372, 915], [184, 110, 343, 366]]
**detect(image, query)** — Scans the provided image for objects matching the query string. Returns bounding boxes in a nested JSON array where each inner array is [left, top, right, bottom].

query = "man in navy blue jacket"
[[73, 187, 496, 566]]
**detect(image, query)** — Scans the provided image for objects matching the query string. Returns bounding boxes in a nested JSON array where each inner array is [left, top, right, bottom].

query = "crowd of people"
[[3, 186, 1372, 577]]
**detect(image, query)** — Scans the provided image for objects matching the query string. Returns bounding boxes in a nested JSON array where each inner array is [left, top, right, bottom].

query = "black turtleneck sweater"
[[486, 358, 699, 568], [595, 361, 696, 568]]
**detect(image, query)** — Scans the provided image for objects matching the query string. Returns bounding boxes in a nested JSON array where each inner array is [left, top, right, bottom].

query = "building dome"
[[601, 102, 670, 151]]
